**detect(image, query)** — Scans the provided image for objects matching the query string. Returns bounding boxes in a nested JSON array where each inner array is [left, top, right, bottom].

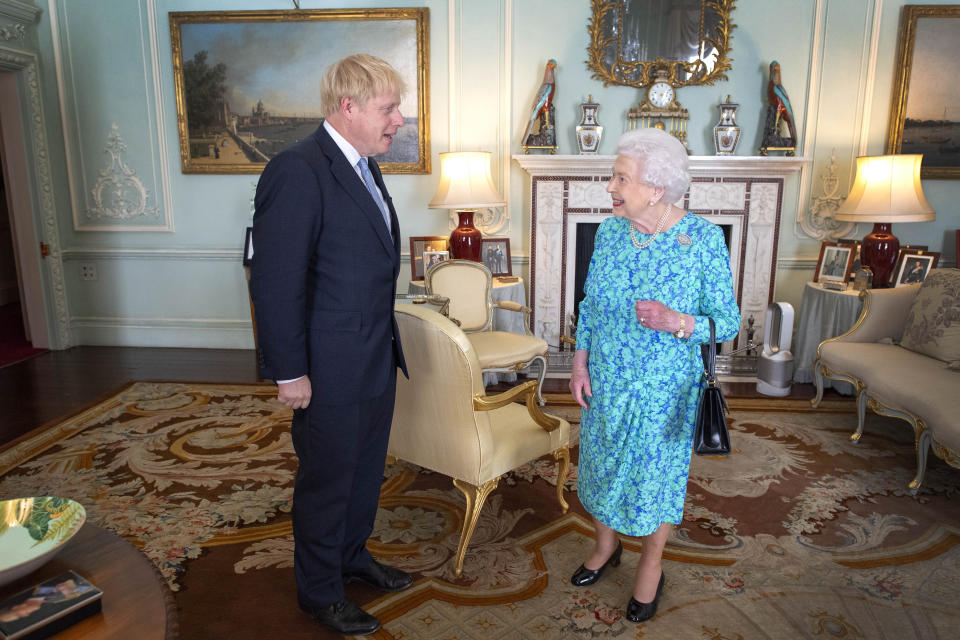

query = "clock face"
[[648, 82, 674, 108]]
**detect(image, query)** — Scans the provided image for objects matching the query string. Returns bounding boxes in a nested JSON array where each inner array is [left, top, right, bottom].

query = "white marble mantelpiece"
[[514, 154, 810, 360]]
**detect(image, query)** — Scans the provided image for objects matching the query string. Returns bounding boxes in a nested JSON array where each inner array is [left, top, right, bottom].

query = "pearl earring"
[[648, 199, 657, 207]]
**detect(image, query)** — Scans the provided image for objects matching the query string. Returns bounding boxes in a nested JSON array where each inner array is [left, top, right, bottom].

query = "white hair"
[[616, 128, 691, 203]]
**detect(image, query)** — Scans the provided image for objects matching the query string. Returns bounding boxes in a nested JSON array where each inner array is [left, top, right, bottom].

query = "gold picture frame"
[[885, 5, 960, 179], [170, 8, 430, 175]]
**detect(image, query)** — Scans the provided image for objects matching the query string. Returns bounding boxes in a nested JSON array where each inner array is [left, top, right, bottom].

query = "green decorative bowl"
[[0, 497, 86, 588]]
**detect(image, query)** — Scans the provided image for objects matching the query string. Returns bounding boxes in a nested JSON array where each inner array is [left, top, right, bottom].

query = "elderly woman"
[[569, 128, 740, 623]]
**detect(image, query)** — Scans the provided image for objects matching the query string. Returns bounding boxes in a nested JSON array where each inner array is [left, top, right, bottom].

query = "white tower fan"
[[756, 302, 795, 396]]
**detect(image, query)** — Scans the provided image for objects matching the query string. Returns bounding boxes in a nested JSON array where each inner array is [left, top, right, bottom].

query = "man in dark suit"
[[249, 54, 411, 636]]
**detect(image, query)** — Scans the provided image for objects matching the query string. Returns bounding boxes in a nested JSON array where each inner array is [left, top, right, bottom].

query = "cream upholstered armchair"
[[389, 304, 570, 576], [425, 259, 549, 404]]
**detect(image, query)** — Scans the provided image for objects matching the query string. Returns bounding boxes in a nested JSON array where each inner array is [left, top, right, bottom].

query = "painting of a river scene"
[[170, 9, 429, 174], [887, 7, 960, 179]]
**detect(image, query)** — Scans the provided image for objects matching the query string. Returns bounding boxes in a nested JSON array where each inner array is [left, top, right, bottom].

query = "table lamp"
[[834, 154, 935, 287], [428, 151, 505, 261]]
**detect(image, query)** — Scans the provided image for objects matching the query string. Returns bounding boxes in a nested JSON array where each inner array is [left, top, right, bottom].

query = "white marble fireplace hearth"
[[514, 154, 809, 371]]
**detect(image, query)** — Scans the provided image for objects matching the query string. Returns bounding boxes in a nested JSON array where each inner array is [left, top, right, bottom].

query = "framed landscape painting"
[[169, 8, 430, 174], [886, 5, 960, 179]]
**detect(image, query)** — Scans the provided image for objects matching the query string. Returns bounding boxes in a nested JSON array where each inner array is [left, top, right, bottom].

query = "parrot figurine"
[[522, 59, 557, 145], [767, 60, 797, 144]]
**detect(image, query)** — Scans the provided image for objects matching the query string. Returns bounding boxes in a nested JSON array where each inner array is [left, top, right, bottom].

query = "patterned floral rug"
[[0, 382, 957, 639]]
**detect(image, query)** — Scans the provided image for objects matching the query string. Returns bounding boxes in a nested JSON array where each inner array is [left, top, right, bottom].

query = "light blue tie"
[[357, 157, 391, 233]]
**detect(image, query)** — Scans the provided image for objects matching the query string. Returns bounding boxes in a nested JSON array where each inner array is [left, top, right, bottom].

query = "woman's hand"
[[569, 349, 592, 409], [635, 300, 689, 335]]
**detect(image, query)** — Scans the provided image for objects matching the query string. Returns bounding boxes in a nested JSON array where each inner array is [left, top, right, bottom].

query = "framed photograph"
[[170, 8, 430, 175], [892, 250, 940, 287], [481, 238, 512, 277], [409, 236, 448, 281], [886, 5, 960, 179], [242, 226, 254, 266], [0, 570, 102, 640], [814, 242, 856, 284], [838, 237, 862, 279], [422, 250, 449, 273]]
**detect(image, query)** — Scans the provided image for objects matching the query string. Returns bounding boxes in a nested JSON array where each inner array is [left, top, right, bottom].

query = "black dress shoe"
[[344, 559, 413, 592], [570, 540, 623, 586], [299, 599, 380, 636], [626, 571, 665, 623]]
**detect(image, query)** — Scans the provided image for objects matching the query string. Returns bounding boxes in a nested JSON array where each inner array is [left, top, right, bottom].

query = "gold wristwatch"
[[674, 315, 686, 339]]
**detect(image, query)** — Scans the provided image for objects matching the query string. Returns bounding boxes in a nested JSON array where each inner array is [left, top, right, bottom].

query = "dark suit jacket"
[[250, 123, 407, 405]]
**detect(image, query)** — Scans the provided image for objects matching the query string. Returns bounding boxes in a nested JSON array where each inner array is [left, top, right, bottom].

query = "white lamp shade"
[[428, 151, 505, 209], [834, 154, 935, 223]]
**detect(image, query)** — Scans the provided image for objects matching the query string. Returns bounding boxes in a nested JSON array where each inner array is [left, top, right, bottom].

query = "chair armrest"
[[815, 285, 920, 360], [473, 380, 561, 432], [494, 301, 535, 335]]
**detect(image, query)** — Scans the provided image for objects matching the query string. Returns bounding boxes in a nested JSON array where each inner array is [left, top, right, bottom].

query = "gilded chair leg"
[[532, 355, 548, 406], [850, 388, 868, 442], [451, 477, 499, 577], [553, 447, 570, 513], [909, 427, 931, 494], [811, 362, 825, 408]]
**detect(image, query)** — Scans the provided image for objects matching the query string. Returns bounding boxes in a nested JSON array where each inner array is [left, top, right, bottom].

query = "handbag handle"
[[699, 317, 728, 413], [700, 317, 717, 383]]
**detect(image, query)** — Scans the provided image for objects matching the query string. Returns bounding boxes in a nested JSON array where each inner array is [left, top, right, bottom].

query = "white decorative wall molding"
[[447, 0, 511, 237], [0, 0, 41, 23], [51, 0, 173, 232], [70, 316, 255, 349], [87, 124, 158, 220], [0, 46, 70, 348], [514, 154, 810, 355], [797, 0, 881, 240], [802, 150, 857, 241], [0, 22, 24, 40], [61, 248, 242, 262]]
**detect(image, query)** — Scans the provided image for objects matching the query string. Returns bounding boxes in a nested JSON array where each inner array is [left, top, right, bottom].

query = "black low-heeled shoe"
[[570, 540, 623, 586], [626, 571, 665, 623]]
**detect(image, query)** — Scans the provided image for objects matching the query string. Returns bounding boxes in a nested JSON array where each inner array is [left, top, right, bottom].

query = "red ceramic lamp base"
[[449, 210, 482, 261], [861, 223, 899, 287]]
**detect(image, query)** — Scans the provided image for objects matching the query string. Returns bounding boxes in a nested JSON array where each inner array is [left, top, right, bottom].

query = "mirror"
[[587, 0, 736, 88]]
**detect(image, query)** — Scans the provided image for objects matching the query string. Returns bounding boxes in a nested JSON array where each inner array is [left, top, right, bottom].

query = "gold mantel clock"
[[627, 69, 689, 149]]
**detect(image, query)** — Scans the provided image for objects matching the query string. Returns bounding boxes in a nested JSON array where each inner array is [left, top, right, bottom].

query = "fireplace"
[[513, 154, 808, 376]]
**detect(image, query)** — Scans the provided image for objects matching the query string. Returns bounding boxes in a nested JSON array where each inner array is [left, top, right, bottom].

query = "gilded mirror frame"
[[586, 0, 737, 88]]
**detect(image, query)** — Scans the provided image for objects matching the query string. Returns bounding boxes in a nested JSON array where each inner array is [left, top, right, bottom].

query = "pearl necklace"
[[629, 203, 673, 249]]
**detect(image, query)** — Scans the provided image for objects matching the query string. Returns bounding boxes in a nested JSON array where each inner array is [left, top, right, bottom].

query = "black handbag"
[[693, 317, 731, 456]]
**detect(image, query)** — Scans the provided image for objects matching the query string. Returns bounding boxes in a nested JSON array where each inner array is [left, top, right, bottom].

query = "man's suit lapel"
[[315, 126, 397, 258]]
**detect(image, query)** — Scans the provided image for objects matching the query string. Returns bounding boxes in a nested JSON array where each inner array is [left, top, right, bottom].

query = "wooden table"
[[0, 524, 177, 639]]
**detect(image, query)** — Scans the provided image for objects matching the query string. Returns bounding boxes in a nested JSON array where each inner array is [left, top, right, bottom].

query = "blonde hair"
[[616, 128, 691, 203], [320, 54, 406, 117]]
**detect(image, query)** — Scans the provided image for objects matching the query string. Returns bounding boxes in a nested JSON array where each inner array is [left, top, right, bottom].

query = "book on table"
[[0, 570, 102, 640]]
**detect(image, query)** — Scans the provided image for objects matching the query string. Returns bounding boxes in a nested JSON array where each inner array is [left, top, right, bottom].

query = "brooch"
[[677, 233, 692, 246]]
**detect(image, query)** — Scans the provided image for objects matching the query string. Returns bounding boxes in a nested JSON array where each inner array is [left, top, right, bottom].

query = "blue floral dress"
[[576, 213, 741, 536]]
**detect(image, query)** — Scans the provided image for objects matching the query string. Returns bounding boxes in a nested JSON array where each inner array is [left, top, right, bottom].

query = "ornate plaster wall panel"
[[50, 0, 172, 231], [514, 155, 808, 356]]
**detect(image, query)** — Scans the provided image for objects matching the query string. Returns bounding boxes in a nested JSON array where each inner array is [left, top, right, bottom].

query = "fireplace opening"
[[569, 221, 734, 338]]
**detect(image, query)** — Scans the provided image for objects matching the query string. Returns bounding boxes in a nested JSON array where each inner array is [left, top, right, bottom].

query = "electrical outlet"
[[80, 263, 97, 281]]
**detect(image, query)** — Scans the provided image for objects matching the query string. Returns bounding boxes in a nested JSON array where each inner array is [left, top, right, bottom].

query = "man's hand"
[[277, 376, 312, 410]]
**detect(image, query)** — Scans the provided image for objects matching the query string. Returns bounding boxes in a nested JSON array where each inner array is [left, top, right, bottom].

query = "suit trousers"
[[291, 365, 398, 608]]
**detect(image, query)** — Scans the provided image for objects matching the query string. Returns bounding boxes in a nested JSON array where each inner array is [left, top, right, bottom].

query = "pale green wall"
[[7, 0, 959, 348]]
